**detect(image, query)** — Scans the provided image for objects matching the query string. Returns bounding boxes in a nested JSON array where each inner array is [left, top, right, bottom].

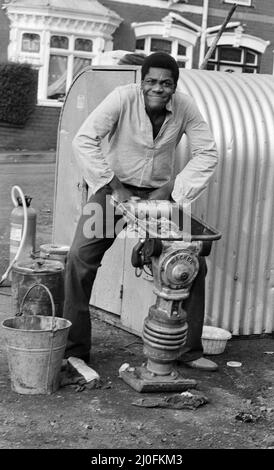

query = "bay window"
[[206, 45, 260, 73], [135, 36, 188, 68], [47, 35, 94, 100], [21, 33, 40, 53]]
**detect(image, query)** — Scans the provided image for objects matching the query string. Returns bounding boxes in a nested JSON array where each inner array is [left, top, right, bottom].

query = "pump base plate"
[[120, 365, 197, 393]]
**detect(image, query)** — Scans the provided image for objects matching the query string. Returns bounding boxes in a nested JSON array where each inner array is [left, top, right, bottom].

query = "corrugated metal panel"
[[176, 70, 274, 335], [54, 67, 274, 336]]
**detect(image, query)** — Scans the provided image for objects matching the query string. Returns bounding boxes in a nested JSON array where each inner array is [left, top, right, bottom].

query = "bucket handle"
[[17, 283, 56, 331]]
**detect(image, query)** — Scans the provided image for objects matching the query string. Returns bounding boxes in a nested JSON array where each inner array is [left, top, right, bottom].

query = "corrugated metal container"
[[53, 67, 274, 336], [176, 70, 274, 335]]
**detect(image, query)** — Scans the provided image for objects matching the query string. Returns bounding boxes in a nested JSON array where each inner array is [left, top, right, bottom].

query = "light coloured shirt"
[[72, 83, 218, 204]]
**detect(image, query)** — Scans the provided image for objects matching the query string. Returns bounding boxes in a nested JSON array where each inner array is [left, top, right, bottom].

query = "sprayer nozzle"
[[16, 196, 32, 207]]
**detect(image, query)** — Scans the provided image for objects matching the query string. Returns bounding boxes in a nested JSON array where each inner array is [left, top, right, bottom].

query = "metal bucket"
[[39, 243, 70, 266], [11, 259, 64, 317], [1, 283, 71, 395]]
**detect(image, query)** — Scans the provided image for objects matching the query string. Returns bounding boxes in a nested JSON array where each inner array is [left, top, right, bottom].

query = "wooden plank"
[[90, 232, 126, 316]]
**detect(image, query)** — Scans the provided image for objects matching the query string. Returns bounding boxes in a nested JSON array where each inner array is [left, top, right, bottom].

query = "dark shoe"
[[78, 353, 90, 364], [64, 353, 90, 364], [182, 357, 218, 371]]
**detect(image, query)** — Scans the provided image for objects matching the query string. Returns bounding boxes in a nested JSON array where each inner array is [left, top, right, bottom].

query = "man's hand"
[[112, 187, 133, 204], [148, 180, 175, 201], [109, 175, 133, 203]]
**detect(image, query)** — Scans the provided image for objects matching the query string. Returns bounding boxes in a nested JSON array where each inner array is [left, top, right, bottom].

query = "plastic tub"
[[202, 325, 232, 355]]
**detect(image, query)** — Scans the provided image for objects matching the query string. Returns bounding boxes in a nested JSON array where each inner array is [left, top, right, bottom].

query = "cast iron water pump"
[[115, 199, 221, 392]]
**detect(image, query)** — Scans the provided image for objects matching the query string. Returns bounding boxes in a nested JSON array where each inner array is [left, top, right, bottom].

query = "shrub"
[[0, 62, 38, 126]]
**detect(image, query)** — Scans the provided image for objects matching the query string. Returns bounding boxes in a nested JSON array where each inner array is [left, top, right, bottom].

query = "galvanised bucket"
[[1, 283, 71, 395], [11, 259, 65, 318]]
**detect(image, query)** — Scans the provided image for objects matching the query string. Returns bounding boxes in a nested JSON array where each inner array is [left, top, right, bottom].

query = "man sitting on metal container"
[[63, 52, 219, 371]]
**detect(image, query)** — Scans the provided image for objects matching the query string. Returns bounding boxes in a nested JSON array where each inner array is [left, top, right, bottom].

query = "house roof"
[[6, 0, 120, 18]]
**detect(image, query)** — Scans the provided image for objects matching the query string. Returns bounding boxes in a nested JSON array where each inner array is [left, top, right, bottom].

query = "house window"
[[73, 57, 91, 78], [206, 46, 260, 73], [50, 35, 69, 49], [48, 55, 68, 100], [135, 36, 188, 68], [47, 35, 94, 100], [21, 33, 40, 53], [75, 38, 93, 52], [151, 38, 171, 54], [136, 38, 145, 51]]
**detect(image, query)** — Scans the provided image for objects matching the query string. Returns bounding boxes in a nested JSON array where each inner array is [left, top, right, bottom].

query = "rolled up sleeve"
[[171, 98, 218, 204]]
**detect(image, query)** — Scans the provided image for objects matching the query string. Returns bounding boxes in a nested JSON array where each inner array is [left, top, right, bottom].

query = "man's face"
[[141, 67, 176, 112]]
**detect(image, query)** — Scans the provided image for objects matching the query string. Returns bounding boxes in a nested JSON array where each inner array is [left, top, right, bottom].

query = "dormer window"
[[133, 21, 198, 69], [206, 46, 260, 73]]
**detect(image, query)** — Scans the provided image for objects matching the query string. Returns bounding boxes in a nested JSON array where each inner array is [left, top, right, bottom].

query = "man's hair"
[[141, 52, 179, 84]]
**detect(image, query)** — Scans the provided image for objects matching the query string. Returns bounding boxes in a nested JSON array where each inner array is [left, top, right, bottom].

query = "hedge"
[[0, 62, 38, 126]]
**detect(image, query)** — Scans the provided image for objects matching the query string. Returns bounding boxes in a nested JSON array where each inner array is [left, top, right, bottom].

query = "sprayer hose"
[[0, 185, 28, 285]]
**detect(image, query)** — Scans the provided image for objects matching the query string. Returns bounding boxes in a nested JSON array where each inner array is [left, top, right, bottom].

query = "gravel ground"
[[0, 160, 274, 458]]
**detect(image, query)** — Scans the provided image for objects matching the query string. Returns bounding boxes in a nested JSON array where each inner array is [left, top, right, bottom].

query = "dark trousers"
[[63, 183, 205, 362]]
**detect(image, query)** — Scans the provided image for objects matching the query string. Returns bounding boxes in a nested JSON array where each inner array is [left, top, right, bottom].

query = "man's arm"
[[171, 97, 218, 205], [72, 88, 132, 200]]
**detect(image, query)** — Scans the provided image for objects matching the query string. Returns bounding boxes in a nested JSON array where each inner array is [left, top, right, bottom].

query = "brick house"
[[0, 0, 273, 149]]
